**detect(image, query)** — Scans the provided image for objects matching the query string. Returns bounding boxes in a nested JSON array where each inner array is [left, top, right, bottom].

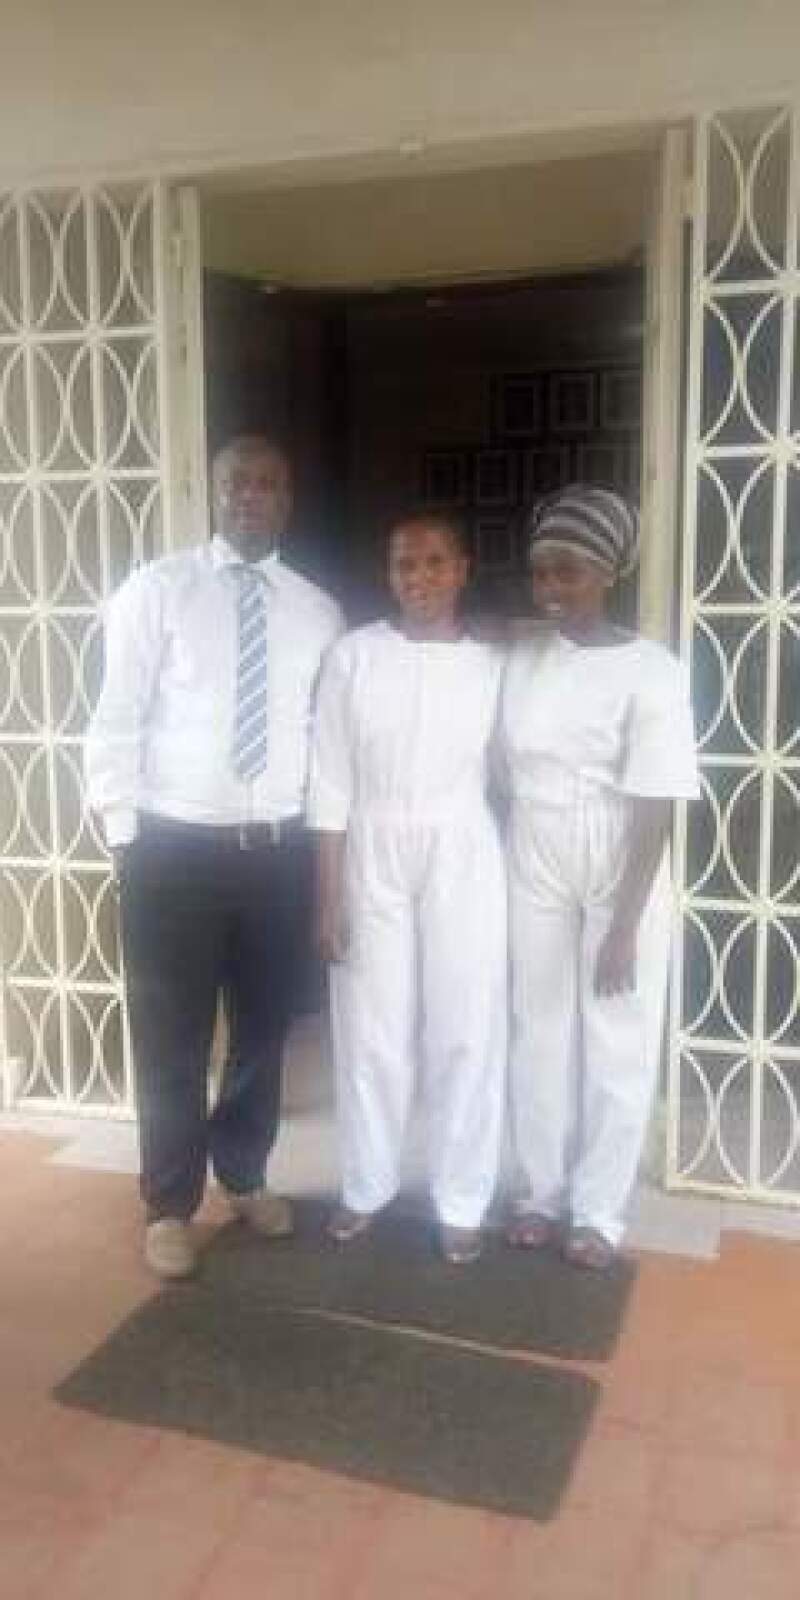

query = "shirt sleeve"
[[324, 598, 346, 652], [83, 568, 165, 846], [622, 653, 700, 800], [306, 642, 354, 832]]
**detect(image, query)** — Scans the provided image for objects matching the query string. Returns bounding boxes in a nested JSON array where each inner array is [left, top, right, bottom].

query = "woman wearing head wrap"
[[498, 486, 699, 1269]]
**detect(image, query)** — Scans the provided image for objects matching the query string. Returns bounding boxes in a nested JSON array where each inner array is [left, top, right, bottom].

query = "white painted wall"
[[2, 1, 799, 187], [202, 151, 652, 286]]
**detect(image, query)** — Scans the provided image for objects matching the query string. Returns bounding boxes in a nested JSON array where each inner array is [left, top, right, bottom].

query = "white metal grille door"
[[669, 108, 800, 1201], [0, 184, 178, 1112]]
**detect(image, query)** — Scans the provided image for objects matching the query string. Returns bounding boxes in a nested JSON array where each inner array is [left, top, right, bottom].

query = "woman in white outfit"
[[308, 512, 507, 1265], [499, 486, 699, 1270]]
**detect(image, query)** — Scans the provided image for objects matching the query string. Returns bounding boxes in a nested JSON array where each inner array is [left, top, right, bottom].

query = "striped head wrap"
[[526, 485, 640, 578]]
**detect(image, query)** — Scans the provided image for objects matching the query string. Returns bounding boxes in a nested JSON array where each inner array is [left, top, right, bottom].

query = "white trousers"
[[508, 790, 671, 1246], [329, 808, 507, 1228]]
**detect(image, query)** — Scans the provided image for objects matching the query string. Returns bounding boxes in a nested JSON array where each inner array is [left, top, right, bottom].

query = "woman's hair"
[[384, 506, 471, 561]]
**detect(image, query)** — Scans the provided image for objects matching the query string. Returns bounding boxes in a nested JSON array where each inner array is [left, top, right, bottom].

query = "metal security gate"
[[0, 182, 205, 1113], [668, 107, 800, 1201]]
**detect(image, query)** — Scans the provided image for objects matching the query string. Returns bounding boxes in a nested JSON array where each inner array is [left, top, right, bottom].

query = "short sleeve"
[[306, 642, 354, 831], [622, 652, 700, 799]]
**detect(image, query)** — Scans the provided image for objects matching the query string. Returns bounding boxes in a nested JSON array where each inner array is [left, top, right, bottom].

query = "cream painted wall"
[[1, 1, 799, 187], [202, 151, 652, 286]]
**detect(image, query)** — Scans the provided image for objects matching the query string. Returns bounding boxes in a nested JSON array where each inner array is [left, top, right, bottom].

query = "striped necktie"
[[232, 565, 269, 781]]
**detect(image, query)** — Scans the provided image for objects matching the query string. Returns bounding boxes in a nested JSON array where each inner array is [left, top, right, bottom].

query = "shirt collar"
[[211, 535, 281, 582]]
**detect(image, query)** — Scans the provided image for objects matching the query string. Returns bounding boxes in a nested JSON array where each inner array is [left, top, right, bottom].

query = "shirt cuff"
[[621, 776, 701, 800], [103, 807, 139, 848]]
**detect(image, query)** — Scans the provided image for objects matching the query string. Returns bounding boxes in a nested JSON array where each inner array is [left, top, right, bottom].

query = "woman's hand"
[[595, 922, 637, 995], [594, 797, 672, 997]]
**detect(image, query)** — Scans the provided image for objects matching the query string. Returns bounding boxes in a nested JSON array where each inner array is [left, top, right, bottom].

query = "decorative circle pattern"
[[0, 184, 164, 1110], [673, 108, 800, 1201]]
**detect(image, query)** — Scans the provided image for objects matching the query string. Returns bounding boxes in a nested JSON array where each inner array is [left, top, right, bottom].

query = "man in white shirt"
[[85, 435, 342, 1278]]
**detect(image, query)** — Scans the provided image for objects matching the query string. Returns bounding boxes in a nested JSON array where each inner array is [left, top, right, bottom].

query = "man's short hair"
[[212, 433, 291, 481]]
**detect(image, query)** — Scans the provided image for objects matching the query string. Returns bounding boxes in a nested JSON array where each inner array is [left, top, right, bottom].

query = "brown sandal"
[[506, 1212, 557, 1250], [563, 1226, 616, 1272]]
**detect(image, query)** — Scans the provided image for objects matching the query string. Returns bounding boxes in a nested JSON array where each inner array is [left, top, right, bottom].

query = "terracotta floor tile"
[[701, 1239, 800, 1379], [660, 1445, 788, 1536], [227, 1472, 381, 1562], [0, 1469, 101, 1539], [7, 1406, 158, 1511], [780, 1384, 800, 1479], [348, 1494, 514, 1597], [664, 1367, 792, 1460], [0, 1452, 105, 1599], [54, 1510, 227, 1600], [561, 1424, 659, 1517], [196, 1528, 370, 1600], [615, 1255, 705, 1345], [637, 1530, 718, 1600], [593, 1354, 672, 1436], [0, 1521, 91, 1600], [621, 1242, 800, 1380], [781, 1438, 800, 1528], [501, 1505, 646, 1600], [699, 1531, 800, 1600], [116, 1432, 263, 1528], [0, 1132, 61, 1177], [0, 1327, 81, 1394], [0, 1288, 152, 1395], [0, 1393, 70, 1466]]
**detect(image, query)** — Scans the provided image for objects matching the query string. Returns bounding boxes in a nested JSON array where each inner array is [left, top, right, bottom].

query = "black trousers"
[[118, 814, 309, 1221]]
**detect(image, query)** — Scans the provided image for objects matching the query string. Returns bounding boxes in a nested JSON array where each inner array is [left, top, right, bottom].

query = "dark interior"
[[203, 266, 645, 622]]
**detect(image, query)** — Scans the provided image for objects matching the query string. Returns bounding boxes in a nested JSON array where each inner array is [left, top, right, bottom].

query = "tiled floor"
[[3, 1123, 800, 1599]]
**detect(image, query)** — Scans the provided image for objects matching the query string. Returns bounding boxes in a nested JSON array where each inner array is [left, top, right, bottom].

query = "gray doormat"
[[56, 1296, 599, 1520], [201, 1202, 635, 1362]]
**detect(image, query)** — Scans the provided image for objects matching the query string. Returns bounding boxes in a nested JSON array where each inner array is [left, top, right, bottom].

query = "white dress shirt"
[[85, 537, 343, 846]]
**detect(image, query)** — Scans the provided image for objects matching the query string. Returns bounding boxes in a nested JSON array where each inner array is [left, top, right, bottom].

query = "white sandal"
[[326, 1205, 375, 1244]]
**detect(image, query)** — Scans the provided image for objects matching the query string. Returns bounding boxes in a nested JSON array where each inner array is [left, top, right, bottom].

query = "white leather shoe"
[[144, 1218, 197, 1280]]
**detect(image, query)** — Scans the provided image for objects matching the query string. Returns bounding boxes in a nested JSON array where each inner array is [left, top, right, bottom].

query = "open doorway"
[[202, 268, 645, 626], [199, 144, 656, 627]]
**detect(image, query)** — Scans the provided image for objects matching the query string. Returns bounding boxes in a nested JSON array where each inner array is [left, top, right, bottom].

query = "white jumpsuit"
[[499, 627, 699, 1246], [307, 621, 507, 1229]]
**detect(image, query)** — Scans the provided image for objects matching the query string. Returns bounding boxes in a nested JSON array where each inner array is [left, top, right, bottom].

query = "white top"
[[307, 621, 504, 830], [499, 626, 699, 806], [85, 537, 343, 845]]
